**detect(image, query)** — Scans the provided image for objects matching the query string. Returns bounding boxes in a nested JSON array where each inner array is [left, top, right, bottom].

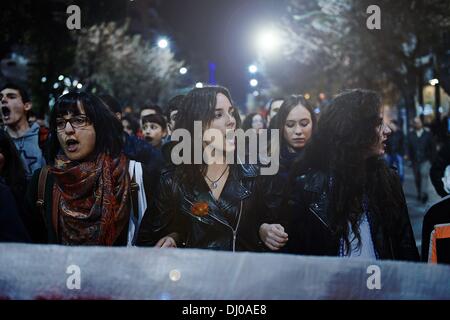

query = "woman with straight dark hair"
[[137, 85, 282, 251], [286, 89, 419, 261], [258, 95, 317, 251], [26, 92, 151, 245]]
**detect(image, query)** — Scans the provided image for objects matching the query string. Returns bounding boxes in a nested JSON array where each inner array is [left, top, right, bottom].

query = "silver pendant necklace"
[[205, 166, 229, 189]]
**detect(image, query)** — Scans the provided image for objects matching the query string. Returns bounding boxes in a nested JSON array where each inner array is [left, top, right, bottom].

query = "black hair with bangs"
[[48, 92, 124, 162]]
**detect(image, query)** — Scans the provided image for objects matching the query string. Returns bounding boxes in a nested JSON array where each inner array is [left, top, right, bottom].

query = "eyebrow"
[[215, 106, 234, 111]]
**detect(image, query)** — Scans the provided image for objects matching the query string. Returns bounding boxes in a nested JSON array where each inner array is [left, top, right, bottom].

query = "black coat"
[[430, 138, 450, 197], [407, 130, 434, 164], [136, 164, 284, 251], [421, 196, 450, 263], [0, 181, 30, 242], [285, 169, 420, 261]]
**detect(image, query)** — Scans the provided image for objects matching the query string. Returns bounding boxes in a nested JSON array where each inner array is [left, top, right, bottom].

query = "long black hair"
[[291, 89, 401, 250], [173, 85, 241, 188], [271, 95, 317, 151], [0, 130, 27, 199], [49, 92, 124, 162]]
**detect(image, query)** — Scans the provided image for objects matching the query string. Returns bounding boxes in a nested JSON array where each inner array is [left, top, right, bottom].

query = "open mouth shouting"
[[1, 106, 11, 120], [65, 138, 80, 153]]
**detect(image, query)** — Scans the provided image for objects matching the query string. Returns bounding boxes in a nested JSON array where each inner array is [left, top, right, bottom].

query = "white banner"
[[0, 244, 449, 300]]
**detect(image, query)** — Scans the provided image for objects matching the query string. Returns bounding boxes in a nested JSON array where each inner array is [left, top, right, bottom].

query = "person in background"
[[140, 104, 163, 120], [142, 113, 167, 149], [122, 114, 140, 136], [1, 83, 46, 180], [408, 116, 435, 203], [242, 112, 266, 134], [100, 94, 164, 179], [422, 164, 450, 264], [164, 95, 185, 135], [385, 119, 405, 183], [0, 130, 30, 242], [266, 98, 284, 127], [430, 134, 450, 197]]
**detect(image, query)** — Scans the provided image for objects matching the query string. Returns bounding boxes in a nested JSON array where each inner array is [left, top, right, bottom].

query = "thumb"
[[274, 224, 288, 237]]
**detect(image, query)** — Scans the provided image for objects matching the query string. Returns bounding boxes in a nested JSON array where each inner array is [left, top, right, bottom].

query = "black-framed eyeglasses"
[[56, 115, 90, 131]]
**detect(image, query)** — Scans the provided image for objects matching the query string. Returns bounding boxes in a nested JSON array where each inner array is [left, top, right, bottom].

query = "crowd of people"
[[1, 82, 449, 264]]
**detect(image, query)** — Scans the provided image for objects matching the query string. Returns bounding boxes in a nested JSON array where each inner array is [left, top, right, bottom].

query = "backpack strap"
[[36, 166, 50, 218], [130, 163, 139, 220]]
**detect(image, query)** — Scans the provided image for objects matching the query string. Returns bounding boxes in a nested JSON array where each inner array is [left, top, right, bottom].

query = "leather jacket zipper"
[[185, 196, 243, 252], [232, 200, 243, 252], [207, 199, 242, 252], [309, 206, 329, 229]]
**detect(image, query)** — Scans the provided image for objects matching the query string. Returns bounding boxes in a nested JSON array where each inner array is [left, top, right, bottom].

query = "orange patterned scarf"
[[50, 153, 130, 245]]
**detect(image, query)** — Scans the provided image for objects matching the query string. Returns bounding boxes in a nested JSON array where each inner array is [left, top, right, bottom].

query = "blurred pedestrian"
[[408, 116, 435, 203], [385, 119, 405, 182], [430, 135, 450, 197]]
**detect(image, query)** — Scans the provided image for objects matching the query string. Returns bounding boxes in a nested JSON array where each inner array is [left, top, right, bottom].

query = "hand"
[[155, 236, 177, 248], [259, 223, 288, 251]]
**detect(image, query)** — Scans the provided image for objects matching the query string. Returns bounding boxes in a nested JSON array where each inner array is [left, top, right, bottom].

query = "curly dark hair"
[[291, 89, 402, 251]]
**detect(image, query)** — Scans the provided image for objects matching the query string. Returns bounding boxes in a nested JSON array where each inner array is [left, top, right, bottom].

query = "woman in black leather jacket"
[[136, 86, 283, 251], [286, 89, 419, 261]]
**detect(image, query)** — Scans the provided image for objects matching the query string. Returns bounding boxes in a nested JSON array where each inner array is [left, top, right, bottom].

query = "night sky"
[[156, 0, 285, 107]]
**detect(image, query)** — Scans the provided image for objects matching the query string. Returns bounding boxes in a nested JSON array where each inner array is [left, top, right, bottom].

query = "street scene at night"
[[1, 0, 450, 306]]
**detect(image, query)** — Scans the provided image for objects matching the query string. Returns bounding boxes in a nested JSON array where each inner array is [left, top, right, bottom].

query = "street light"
[[255, 29, 281, 54], [429, 78, 439, 86], [76, 83, 83, 89], [157, 38, 169, 49], [250, 79, 258, 87], [58, 75, 64, 81], [64, 77, 71, 87], [248, 65, 258, 73], [195, 82, 203, 88], [179, 67, 187, 75], [41, 77, 47, 83]]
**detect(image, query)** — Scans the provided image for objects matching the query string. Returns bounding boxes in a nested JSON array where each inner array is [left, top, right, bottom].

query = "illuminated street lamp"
[[429, 78, 439, 86], [255, 29, 281, 54], [179, 67, 187, 75], [195, 82, 203, 88], [157, 38, 169, 49], [248, 64, 258, 73], [249, 79, 258, 87]]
